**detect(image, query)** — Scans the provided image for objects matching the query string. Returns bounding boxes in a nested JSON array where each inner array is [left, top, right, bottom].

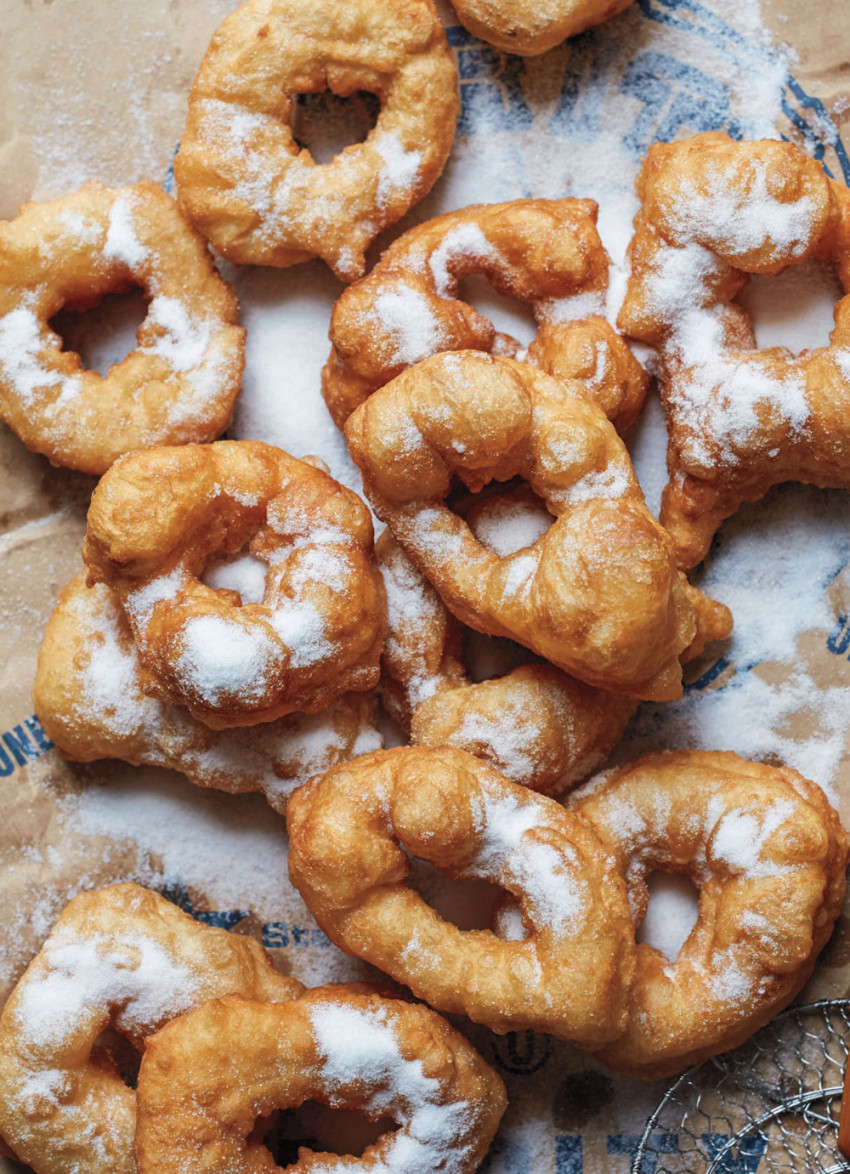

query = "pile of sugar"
[[310, 1000, 475, 1171]]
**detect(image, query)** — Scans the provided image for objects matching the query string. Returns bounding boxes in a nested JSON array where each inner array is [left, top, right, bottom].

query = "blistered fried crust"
[[0, 180, 244, 474], [571, 750, 850, 1079], [378, 527, 731, 794], [135, 985, 506, 1174], [346, 351, 695, 701], [287, 747, 636, 1044], [447, 0, 635, 55], [618, 132, 850, 569], [34, 573, 382, 812], [322, 197, 647, 430], [175, 0, 459, 282], [0, 884, 303, 1174], [83, 440, 385, 728]]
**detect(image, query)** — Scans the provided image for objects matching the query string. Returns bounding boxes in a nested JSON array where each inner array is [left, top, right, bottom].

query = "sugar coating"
[[428, 223, 498, 297], [469, 498, 552, 557], [471, 787, 586, 934], [501, 551, 539, 598], [558, 465, 631, 506], [711, 798, 795, 877], [267, 598, 332, 669], [103, 193, 148, 270], [370, 287, 444, 366], [141, 295, 231, 417], [309, 1001, 474, 1173], [667, 159, 819, 260], [125, 566, 188, 623], [15, 925, 198, 1050], [540, 290, 607, 324], [176, 613, 283, 705], [0, 302, 82, 408], [375, 133, 423, 210]]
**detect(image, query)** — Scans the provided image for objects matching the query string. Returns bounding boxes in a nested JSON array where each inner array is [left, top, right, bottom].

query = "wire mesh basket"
[[632, 1001, 850, 1174]]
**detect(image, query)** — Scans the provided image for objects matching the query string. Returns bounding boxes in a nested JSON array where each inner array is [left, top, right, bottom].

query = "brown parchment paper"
[[1, 1, 850, 1171]]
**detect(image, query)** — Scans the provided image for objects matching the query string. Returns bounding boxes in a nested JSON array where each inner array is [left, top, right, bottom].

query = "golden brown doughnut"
[[83, 441, 385, 729], [34, 573, 383, 812], [287, 747, 636, 1044], [0, 883, 303, 1174], [322, 197, 647, 430], [377, 510, 731, 794], [570, 751, 849, 1078], [446, 0, 635, 56], [0, 180, 244, 475], [618, 133, 850, 569], [175, 0, 459, 282], [345, 351, 695, 701], [134, 984, 506, 1174]]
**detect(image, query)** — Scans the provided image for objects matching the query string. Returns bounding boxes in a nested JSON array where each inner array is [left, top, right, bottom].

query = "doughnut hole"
[[291, 90, 380, 165], [407, 856, 501, 932], [456, 272, 538, 351], [202, 550, 269, 606], [257, 1102, 397, 1165], [635, 872, 700, 962], [734, 258, 843, 355], [90, 1026, 142, 1089], [50, 287, 150, 376]]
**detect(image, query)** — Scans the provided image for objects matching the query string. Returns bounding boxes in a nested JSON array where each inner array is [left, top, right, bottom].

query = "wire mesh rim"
[[631, 1000, 850, 1174]]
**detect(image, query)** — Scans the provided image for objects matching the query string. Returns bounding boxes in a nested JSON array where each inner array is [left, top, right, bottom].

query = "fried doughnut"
[[34, 573, 382, 812], [378, 506, 731, 793], [287, 747, 635, 1043], [446, 0, 635, 55], [135, 984, 506, 1174], [345, 351, 695, 701], [568, 751, 849, 1078], [618, 132, 850, 569], [0, 883, 304, 1174], [83, 440, 385, 728], [0, 180, 244, 475], [174, 0, 459, 282], [322, 197, 647, 430]]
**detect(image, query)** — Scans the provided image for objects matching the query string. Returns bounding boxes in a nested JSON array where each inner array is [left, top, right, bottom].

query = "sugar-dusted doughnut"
[[618, 132, 850, 569], [287, 747, 635, 1043], [135, 984, 506, 1174], [175, 0, 459, 282], [0, 180, 244, 474], [446, 0, 635, 56], [83, 441, 385, 729], [322, 197, 647, 429], [377, 503, 731, 793], [571, 751, 849, 1078], [345, 351, 695, 701], [0, 883, 303, 1174], [34, 573, 382, 812]]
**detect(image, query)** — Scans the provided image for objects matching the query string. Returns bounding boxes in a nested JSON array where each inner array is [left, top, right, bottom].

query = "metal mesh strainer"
[[632, 1001, 850, 1174]]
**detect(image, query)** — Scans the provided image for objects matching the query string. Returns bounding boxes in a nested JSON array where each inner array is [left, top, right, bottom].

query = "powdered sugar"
[[370, 287, 444, 366], [0, 303, 82, 409], [711, 799, 795, 876], [267, 598, 332, 669], [471, 788, 586, 933], [558, 465, 631, 506], [124, 566, 187, 623], [103, 193, 148, 270], [428, 223, 498, 297], [176, 613, 283, 704], [16, 925, 198, 1049], [310, 1000, 474, 1173], [203, 552, 268, 605], [375, 133, 423, 209]]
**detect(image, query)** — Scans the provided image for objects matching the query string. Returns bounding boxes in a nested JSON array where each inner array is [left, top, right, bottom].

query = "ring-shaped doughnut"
[[0, 883, 304, 1174], [34, 574, 383, 812], [377, 507, 731, 793], [322, 197, 647, 429], [570, 750, 849, 1078], [0, 180, 245, 474], [83, 440, 386, 728], [287, 747, 636, 1043], [345, 350, 695, 701], [174, 0, 459, 282], [446, 0, 635, 56], [134, 984, 506, 1174], [618, 132, 850, 569]]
